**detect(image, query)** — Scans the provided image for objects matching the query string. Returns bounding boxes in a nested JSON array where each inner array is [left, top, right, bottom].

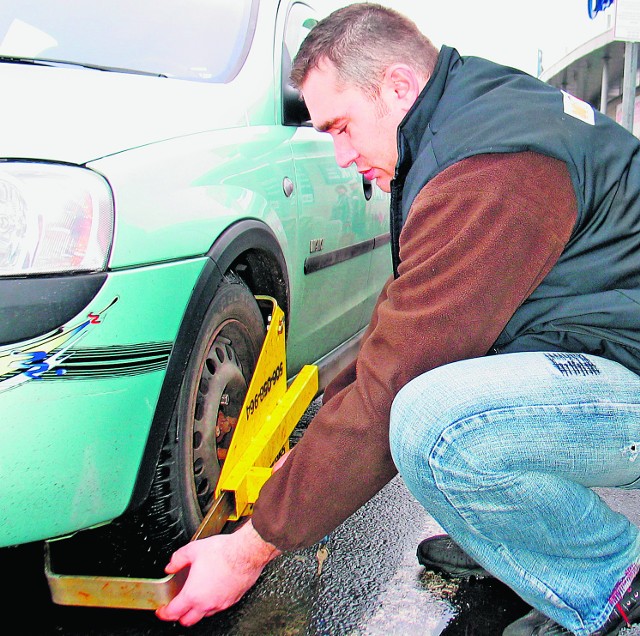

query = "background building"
[[541, 5, 640, 135]]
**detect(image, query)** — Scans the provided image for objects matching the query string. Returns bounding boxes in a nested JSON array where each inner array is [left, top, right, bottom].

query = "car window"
[[282, 3, 316, 125], [0, 0, 258, 82], [283, 3, 316, 61]]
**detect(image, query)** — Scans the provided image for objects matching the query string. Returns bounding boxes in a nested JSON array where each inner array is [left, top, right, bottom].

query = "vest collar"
[[396, 45, 461, 178]]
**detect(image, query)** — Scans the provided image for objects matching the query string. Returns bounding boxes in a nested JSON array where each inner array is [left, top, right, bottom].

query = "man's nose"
[[333, 137, 358, 168]]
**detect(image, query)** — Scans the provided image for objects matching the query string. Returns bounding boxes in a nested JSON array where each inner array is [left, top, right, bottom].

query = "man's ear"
[[381, 64, 424, 113]]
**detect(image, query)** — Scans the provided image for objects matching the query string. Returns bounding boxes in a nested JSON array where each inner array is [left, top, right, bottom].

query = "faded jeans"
[[389, 352, 640, 635]]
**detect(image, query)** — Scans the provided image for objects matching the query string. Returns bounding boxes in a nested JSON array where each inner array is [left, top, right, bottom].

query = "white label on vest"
[[562, 91, 595, 125]]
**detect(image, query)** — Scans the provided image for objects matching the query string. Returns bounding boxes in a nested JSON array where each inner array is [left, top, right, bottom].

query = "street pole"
[[622, 41, 639, 132], [600, 54, 609, 114]]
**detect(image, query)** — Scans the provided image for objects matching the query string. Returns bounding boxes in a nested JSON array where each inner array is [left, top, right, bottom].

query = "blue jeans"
[[389, 352, 640, 635]]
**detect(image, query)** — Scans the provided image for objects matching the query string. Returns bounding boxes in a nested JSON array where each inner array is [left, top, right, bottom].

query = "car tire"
[[135, 272, 265, 565]]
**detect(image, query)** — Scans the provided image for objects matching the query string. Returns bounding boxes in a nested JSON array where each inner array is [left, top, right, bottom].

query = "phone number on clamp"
[[245, 362, 284, 418]]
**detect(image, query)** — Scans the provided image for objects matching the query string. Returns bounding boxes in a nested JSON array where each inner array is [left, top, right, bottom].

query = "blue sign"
[[588, 0, 615, 18]]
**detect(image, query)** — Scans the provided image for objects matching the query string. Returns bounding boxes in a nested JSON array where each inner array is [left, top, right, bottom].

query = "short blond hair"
[[290, 2, 438, 99]]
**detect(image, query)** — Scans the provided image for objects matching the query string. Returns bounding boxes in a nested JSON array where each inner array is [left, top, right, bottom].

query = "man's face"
[[301, 59, 407, 193]]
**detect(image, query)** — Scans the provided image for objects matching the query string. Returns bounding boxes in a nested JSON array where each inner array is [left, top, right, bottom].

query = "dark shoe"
[[502, 609, 570, 635], [502, 571, 640, 635], [592, 571, 640, 634], [416, 534, 490, 578]]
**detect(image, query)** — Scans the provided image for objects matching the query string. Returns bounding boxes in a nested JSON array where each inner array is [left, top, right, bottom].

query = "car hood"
[[0, 62, 248, 164]]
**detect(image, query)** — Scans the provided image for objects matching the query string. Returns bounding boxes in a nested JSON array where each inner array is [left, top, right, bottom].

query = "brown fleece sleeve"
[[252, 151, 577, 551], [321, 274, 387, 404]]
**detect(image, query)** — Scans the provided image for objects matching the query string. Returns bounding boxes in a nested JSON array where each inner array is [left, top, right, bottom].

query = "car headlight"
[[0, 162, 114, 276]]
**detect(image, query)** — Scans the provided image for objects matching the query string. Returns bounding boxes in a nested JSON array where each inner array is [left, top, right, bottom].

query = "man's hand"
[[155, 520, 281, 626]]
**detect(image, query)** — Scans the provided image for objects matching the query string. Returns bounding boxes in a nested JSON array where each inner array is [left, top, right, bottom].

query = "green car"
[[0, 0, 390, 560]]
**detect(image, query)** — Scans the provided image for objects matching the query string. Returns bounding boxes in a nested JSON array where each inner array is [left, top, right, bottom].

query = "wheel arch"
[[208, 219, 290, 323], [127, 219, 290, 510]]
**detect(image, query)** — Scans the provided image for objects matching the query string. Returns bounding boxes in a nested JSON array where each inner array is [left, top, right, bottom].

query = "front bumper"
[[0, 257, 207, 546]]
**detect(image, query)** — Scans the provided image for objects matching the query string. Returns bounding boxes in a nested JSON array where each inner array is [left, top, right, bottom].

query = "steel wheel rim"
[[192, 324, 249, 514]]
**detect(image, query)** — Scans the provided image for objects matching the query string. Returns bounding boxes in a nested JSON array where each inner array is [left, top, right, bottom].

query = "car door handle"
[[283, 177, 294, 198]]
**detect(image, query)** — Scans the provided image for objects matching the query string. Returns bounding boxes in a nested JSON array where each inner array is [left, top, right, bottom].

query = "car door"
[[280, 1, 390, 368]]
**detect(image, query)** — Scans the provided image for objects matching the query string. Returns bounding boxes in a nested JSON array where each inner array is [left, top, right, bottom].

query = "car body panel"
[[92, 126, 296, 269], [0, 259, 206, 545], [0, 63, 246, 164]]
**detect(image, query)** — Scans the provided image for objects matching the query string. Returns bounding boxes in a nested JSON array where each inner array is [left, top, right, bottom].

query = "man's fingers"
[[178, 608, 209, 627], [272, 449, 291, 472], [156, 604, 211, 626], [156, 588, 220, 624], [155, 522, 280, 626], [155, 605, 176, 622], [155, 593, 190, 622], [164, 546, 192, 574]]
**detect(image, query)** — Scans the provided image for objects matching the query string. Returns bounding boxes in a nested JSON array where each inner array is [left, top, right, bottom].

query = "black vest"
[[390, 46, 640, 374]]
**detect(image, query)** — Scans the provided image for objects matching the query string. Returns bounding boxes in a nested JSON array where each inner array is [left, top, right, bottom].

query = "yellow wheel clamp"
[[44, 296, 319, 610]]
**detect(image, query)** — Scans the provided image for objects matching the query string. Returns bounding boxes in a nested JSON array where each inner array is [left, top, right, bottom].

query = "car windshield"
[[0, 0, 258, 82]]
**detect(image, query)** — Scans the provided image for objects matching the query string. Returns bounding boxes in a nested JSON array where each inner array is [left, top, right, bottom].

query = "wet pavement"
[[3, 475, 530, 635], [5, 399, 640, 635]]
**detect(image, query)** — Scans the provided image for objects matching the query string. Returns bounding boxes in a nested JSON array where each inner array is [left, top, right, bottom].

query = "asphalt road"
[[5, 399, 640, 635], [2, 475, 527, 635]]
